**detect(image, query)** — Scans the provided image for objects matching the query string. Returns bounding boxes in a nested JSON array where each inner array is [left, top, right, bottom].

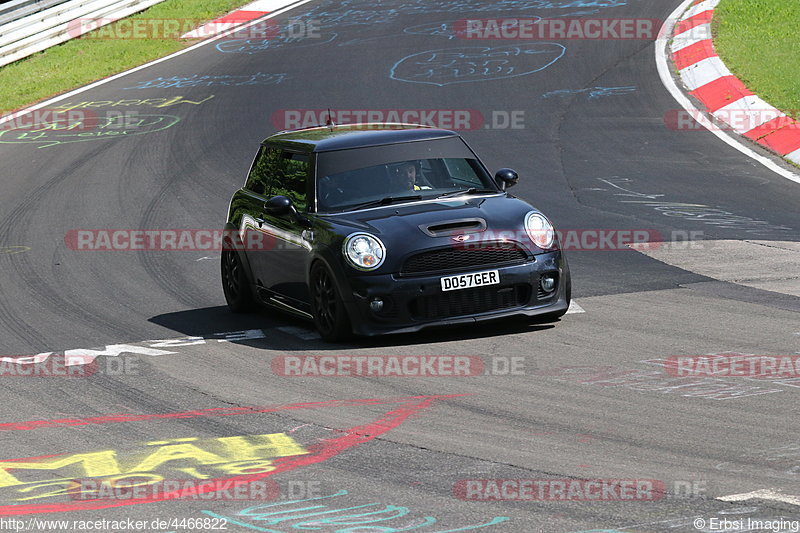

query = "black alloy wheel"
[[310, 263, 351, 341], [221, 248, 255, 312]]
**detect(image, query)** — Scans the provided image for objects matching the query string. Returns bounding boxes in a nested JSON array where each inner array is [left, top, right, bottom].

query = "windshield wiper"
[[347, 195, 423, 211], [436, 188, 497, 199]]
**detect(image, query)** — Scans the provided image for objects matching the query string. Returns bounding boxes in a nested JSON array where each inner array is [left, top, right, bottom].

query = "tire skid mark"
[[134, 127, 216, 310], [0, 143, 134, 348]]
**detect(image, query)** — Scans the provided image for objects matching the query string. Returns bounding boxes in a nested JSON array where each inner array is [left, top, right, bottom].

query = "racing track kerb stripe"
[[672, 1, 800, 157], [656, 0, 800, 184], [181, 0, 275, 39], [0, 0, 316, 126]]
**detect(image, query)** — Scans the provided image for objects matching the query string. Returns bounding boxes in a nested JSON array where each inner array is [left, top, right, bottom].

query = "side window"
[[244, 146, 275, 196], [271, 151, 310, 212], [244, 148, 309, 212]]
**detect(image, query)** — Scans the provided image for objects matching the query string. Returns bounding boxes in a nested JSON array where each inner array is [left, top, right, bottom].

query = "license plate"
[[440, 270, 500, 292]]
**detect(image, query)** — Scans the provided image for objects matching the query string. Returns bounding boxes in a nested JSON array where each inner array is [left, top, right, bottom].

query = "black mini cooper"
[[221, 123, 570, 341]]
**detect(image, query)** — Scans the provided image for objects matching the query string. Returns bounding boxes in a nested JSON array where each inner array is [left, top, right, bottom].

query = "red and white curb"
[[672, 0, 800, 166], [181, 0, 275, 38]]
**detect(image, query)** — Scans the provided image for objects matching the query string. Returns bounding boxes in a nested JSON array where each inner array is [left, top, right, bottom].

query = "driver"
[[393, 161, 430, 191], [397, 161, 418, 191]]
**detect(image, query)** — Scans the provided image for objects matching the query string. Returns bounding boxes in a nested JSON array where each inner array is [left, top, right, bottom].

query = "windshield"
[[317, 157, 496, 212]]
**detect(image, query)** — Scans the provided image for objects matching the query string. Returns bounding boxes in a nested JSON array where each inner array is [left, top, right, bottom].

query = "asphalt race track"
[[0, 0, 799, 531]]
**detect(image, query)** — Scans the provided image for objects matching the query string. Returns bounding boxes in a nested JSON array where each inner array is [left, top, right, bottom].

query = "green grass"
[[0, 0, 255, 112], [714, 0, 800, 117]]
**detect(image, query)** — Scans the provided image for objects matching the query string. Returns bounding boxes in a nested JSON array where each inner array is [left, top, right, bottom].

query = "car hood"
[[321, 193, 552, 265]]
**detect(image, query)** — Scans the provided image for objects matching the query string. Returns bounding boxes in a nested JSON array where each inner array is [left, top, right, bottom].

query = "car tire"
[[221, 249, 256, 312], [310, 263, 352, 342]]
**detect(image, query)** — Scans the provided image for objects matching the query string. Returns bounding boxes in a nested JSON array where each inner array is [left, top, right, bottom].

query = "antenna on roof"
[[325, 108, 335, 130]]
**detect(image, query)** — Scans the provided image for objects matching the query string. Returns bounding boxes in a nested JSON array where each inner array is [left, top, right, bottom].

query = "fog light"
[[540, 275, 556, 292], [369, 298, 384, 312]]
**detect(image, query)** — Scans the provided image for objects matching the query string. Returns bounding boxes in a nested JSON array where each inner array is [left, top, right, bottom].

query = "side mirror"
[[494, 168, 519, 190], [264, 196, 312, 228], [264, 195, 296, 218]]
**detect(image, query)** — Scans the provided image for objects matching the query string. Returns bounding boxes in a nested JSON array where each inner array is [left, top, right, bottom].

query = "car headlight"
[[343, 233, 386, 270], [525, 212, 555, 249]]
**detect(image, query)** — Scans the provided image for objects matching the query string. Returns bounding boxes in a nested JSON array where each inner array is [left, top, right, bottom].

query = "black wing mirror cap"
[[494, 168, 519, 190], [264, 195, 296, 217]]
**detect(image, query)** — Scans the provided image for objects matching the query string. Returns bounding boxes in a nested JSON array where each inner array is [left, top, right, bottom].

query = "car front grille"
[[409, 284, 532, 321], [400, 241, 528, 276]]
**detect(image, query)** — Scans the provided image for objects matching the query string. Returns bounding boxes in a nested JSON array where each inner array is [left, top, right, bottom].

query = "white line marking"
[[0, 0, 315, 126], [566, 300, 585, 314], [656, 0, 800, 185], [718, 489, 800, 507]]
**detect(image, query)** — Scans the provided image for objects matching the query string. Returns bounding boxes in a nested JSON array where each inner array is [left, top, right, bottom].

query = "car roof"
[[263, 123, 461, 153]]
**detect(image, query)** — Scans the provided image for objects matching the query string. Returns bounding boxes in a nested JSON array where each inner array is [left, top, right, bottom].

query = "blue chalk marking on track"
[[215, 33, 337, 54], [200, 490, 510, 531], [542, 86, 637, 99], [404, 20, 459, 39], [280, 0, 631, 60], [390, 43, 566, 86], [123, 73, 288, 89], [403, 16, 543, 40], [298, 0, 628, 29]]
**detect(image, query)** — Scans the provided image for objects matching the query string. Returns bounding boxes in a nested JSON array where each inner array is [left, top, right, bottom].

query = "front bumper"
[[340, 250, 569, 336]]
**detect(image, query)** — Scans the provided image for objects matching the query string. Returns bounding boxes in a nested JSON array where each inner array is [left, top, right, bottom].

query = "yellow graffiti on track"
[[0, 432, 308, 502], [0, 114, 181, 148], [52, 95, 215, 110]]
